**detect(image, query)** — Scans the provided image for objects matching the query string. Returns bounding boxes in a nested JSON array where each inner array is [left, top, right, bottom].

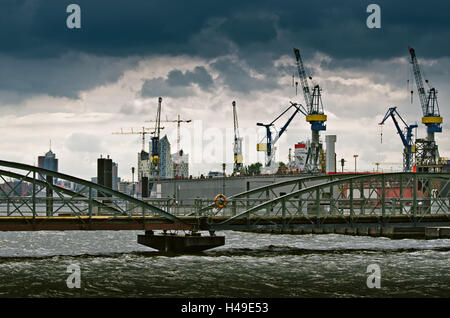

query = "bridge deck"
[[0, 215, 448, 231]]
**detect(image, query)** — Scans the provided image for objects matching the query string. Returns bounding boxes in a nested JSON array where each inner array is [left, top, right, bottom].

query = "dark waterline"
[[0, 231, 449, 298]]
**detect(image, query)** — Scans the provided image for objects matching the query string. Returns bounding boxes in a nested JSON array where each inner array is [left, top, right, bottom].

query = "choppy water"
[[0, 231, 449, 297]]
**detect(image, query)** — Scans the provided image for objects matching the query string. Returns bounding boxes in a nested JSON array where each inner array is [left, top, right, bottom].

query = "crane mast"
[[146, 111, 192, 178], [408, 46, 442, 169], [257, 103, 305, 169], [293, 48, 312, 110], [379, 107, 418, 172], [150, 97, 162, 179], [408, 46, 442, 135], [293, 47, 327, 173], [232, 101, 243, 174]]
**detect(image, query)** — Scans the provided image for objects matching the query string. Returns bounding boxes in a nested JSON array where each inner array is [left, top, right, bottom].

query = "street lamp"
[[353, 155, 359, 172]]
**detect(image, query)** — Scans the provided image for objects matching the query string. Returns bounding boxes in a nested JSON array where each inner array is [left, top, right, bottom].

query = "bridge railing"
[[209, 173, 450, 229], [0, 160, 185, 225]]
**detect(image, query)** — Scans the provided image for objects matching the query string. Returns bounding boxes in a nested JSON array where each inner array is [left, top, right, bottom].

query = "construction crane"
[[149, 97, 163, 179], [379, 107, 418, 172], [293, 47, 327, 173], [408, 46, 442, 167], [257, 102, 306, 171], [146, 113, 192, 178], [112, 127, 153, 152], [232, 101, 243, 175]]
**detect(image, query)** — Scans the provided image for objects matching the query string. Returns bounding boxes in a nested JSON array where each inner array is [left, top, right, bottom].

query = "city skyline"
[[0, 0, 448, 180]]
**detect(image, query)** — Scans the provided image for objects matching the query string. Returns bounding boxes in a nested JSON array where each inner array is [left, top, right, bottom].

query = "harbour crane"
[[379, 107, 418, 172], [232, 101, 243, 175], [408, 46, 442, 167], [293, 47, 327, 173], [257, 102, 306, 171], [146, 113, 192, 178]]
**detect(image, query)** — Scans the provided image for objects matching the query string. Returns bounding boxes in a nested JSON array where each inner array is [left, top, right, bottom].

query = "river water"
[[0, 230, 448, 298]]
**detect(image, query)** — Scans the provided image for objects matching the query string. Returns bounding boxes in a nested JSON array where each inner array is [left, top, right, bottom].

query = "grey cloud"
[[0, 53, 139, 103], [141, 66, 214, 98], [66, 132, 105, 153], [141, 77, 194, 99], [211, 57, 280, 94], [167, 66, 214, 90]]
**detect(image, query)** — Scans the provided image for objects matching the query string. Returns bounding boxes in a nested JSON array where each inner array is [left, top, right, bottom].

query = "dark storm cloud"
[[211, 57, 280, 94], [141, 66, 214, 98], [167, 66, 214, 90], [0, 53, 139, 102], [1, 0, 450, 100], [2, 0, 450, 59], [141, 77, 194, 99]]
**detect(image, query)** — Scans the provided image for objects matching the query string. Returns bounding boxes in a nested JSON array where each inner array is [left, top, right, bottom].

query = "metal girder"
[[0, 160, 189, 227], [193, 173, 366, 217], [209, 173, 450, 230]]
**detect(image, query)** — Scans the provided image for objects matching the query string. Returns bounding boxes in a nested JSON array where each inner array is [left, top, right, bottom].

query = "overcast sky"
[[1, 0, 449, 180]]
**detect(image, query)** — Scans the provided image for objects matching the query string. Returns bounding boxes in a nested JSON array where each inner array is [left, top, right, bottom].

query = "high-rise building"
[[171, 149, 189, 178], [38, 149, 58, 172], [160, 135, 173, 179], [137, 150, 150, 180], [112, 161, 120, 191]]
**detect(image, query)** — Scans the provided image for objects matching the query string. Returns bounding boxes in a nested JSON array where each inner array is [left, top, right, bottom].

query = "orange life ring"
[[214, 194, 227, 208]]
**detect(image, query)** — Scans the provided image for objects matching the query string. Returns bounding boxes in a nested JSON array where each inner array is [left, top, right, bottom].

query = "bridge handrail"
[[216, 172, 450, 226], [194, 173, 366, 215], [0, 160, 186, 224]]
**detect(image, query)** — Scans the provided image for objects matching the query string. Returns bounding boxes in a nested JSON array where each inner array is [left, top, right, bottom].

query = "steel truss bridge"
[[0, 160, 449, 236]]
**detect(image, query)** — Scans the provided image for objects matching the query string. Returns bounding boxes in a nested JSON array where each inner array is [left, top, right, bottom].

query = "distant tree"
[[277, 161, 288, 175], [246, 162, 262, 175]]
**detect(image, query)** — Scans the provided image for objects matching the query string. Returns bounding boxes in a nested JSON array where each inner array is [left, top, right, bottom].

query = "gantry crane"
[[408, 46, 442, 168], [293, 47, 327, 173], [379, 107, 418, 172], [232, 101, 243, 175], [257, 102, 306, 170], [146, 112, 192, 178]]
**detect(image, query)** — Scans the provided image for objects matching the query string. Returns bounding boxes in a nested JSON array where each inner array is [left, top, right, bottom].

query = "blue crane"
[[379, 107, 418, 172], [293, 47, 327, 172], [257, 102, 307, 168], [408, 46, 442, 167]]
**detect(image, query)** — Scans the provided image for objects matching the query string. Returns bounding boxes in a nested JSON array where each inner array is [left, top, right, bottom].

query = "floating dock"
[[137, 231, 225, 253]]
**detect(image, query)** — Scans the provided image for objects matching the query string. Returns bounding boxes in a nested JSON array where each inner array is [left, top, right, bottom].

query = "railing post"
[[88, 188, 92, 218], [316, 188, 320, 219], [360, 180, 365, 215], [413, 174, 417, 219], [381, 174, 386, 218], [32, 171, 36, 219], [399, 175, 403, 215], [46, 175, 53, 217], [349, 179, 354, 217], [298, 181, 303, 215]]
